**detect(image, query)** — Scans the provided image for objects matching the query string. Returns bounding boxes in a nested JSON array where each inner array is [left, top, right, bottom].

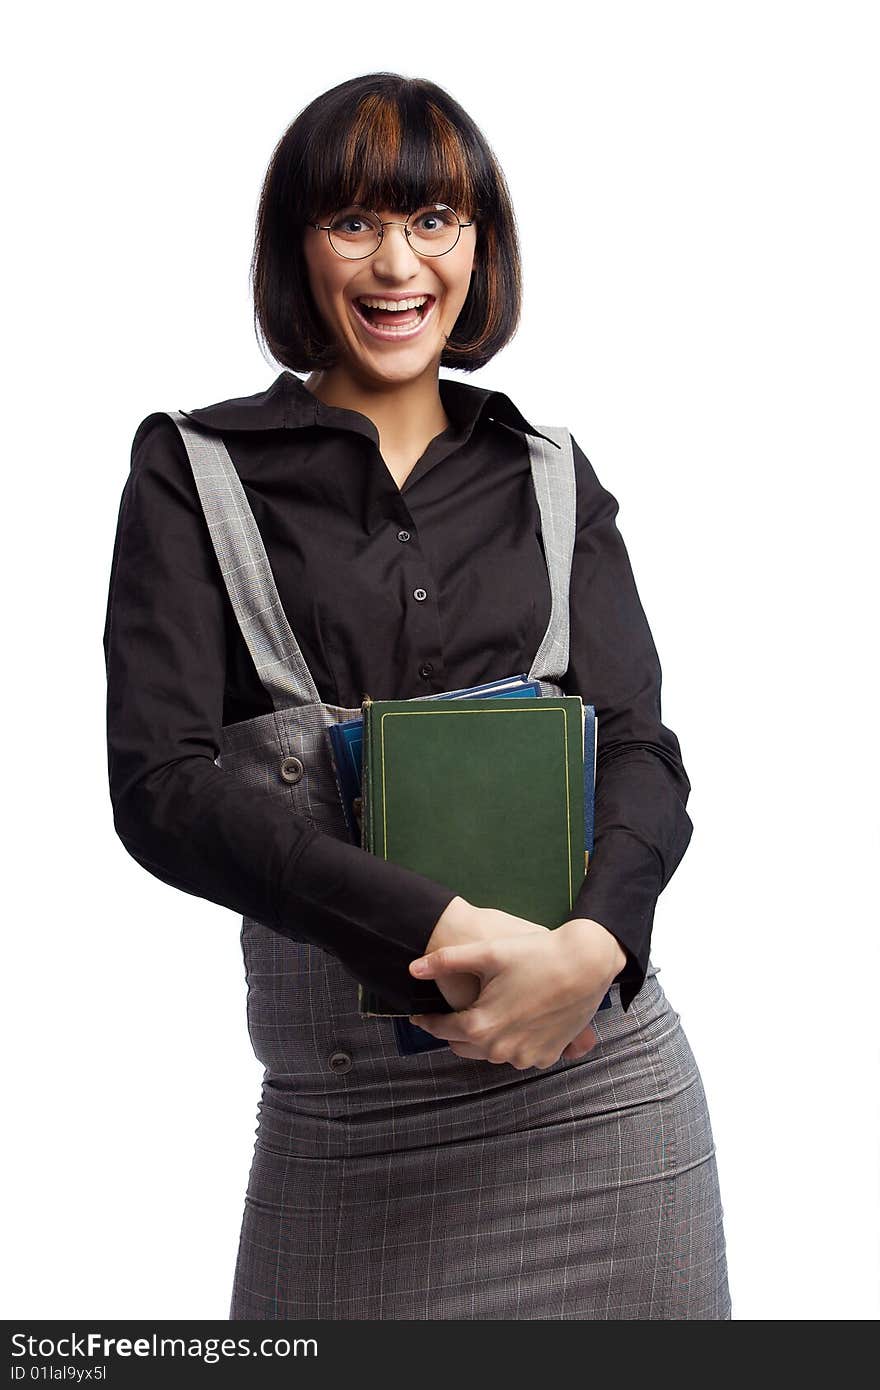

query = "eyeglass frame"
[[308, 204, 475, 260]]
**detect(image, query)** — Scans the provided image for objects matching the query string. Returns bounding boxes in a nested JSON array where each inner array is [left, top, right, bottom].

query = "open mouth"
[[350, 293, 436, 338]]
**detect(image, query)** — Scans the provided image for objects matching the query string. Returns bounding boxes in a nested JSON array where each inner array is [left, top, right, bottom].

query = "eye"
[[330, 209, 371, 235], [323, 207, 375, 237], [412, 206, 458, 233]]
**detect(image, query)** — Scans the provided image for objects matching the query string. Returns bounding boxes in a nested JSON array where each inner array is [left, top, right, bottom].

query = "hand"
[[418, 897, 548, 1011], [416, 901, 605, 1058], [419, 900, 597, 1061], [408, 916, 626, 1070]]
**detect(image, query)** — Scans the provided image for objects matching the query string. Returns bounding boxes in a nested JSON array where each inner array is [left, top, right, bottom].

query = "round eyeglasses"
[[309, 204, 474, 260]]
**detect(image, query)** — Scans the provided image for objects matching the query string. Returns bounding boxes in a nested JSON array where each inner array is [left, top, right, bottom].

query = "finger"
[[448, 1044, 508, 1063], [409, 1011, 483, 1043], [409, 942, 495, 980], [431, 971, 482, 1012], [562, 1023, 599, 1061], [561, 1033, 593, 1061]]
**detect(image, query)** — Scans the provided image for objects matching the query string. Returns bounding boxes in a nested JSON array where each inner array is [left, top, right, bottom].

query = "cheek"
[[444, 255, 477, 313], [302, 251, 348, 314], [438, 274, 471, 317], [314, 283, 354, 337]]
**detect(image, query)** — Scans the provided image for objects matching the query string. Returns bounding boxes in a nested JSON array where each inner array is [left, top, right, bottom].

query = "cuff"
[[571, 827, 660, 1012]]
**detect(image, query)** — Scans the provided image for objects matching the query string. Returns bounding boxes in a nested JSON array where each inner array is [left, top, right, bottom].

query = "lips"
[[349, 293, 437, 341]]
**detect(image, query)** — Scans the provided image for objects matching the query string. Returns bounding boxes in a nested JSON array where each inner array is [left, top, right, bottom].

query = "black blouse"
[[102, 370, 693, 1014]]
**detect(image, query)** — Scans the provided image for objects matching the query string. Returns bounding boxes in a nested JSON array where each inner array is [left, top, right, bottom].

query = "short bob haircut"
[[251, 73, 522, 374]]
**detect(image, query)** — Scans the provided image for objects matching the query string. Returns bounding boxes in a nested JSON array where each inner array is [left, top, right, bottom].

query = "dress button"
[[328, 1051, 353, 1074], [397, 529, 411, 542], [279, 755, 304, 784], [419, 662, 434, 678], [413, 587, 427, 601]]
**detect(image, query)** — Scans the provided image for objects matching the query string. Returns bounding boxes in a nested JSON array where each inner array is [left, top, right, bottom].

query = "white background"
[[4, 0, 878, 1321]]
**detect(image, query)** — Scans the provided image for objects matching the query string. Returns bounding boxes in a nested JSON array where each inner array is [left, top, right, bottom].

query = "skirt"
[[228, 956, 732, 1320]]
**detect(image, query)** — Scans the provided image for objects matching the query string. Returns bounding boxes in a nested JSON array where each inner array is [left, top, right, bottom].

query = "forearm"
[[110, 756, 457, 1014], [571, 750, 693, 1006]]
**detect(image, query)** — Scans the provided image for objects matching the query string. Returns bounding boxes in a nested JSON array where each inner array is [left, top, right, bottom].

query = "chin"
[[344, 338, 442, 377]]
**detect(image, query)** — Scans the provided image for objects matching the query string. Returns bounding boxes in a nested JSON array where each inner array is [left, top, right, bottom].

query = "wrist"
[[426, 894, 473, 951], [559, 917, 628, 986]]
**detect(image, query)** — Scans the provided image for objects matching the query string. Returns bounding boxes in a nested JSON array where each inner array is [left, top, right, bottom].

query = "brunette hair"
[[251, 73, 522, 373]]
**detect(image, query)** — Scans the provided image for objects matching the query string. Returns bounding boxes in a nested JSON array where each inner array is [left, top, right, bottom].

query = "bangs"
[[300, 89, 482, 222]]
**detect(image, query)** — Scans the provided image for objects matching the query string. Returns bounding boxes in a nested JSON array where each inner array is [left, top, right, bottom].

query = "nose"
[[371, 222, 422, 278]]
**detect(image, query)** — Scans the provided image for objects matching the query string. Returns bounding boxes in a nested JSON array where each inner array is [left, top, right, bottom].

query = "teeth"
[[357, 295, 429, 311]]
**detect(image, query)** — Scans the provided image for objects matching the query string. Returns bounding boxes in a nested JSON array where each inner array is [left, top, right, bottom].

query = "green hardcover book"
[[358, 693, 587, 1017]]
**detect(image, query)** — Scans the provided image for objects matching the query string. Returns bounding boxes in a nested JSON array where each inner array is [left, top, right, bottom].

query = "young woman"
[[103, 72, 732, 1320]]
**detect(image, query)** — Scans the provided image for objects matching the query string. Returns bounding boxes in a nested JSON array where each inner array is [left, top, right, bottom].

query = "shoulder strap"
[[525, 427, 576, 684], [167, 412, 321, 711]]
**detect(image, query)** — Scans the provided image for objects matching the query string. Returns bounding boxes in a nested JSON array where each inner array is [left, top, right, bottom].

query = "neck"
[[303, 364, 451, 453]]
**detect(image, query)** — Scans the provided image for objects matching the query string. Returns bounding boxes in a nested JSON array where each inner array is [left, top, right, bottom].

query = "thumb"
[[409, 943, 494, 980]]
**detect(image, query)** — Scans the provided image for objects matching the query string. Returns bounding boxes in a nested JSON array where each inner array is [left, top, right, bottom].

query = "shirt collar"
[[178, 370, 561, 449]]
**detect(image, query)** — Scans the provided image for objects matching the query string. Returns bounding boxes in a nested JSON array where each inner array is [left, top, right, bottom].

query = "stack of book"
[[327, 674, 611, 1054]]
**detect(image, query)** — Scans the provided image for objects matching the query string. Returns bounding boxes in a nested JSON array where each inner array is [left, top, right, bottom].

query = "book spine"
[[361, 694, 372, 853], [325, 725, 357, 844], [358, 696, 402, 1016], [357, 696, 371, 1016]]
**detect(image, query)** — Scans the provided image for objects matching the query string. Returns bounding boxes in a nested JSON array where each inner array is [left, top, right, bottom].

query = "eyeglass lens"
[[327, 205, 463, 258]]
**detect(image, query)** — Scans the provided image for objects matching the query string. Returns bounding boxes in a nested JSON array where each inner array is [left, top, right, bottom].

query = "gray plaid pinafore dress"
[[168, 410, 732, 1321]]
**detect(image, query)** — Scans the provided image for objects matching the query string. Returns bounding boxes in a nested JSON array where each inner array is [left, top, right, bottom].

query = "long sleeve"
[[562, 438, 694, 1010], [102, 414, 455, 1014]]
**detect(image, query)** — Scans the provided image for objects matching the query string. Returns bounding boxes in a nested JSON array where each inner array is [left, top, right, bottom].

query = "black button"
[[328, 1051, 352, 1074], [279, 756, 304, 784], [397, 529, 411, 543], [413, 587, 427, 601], [419, 663, 434, 678]]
